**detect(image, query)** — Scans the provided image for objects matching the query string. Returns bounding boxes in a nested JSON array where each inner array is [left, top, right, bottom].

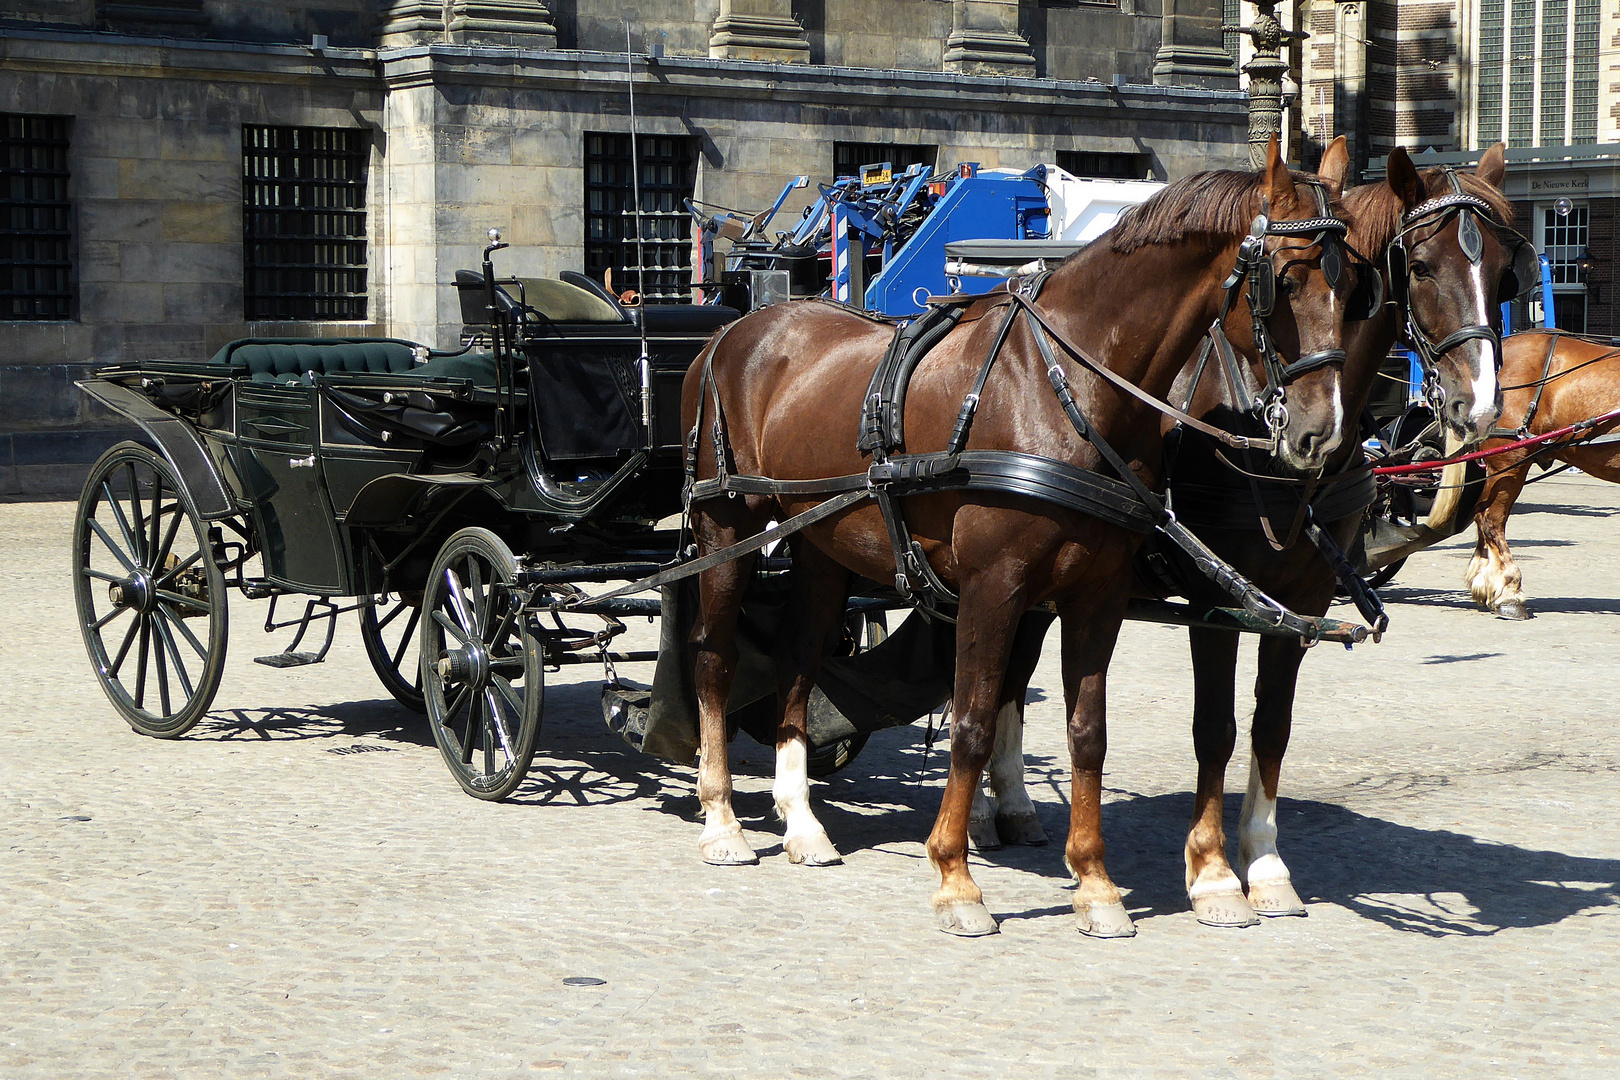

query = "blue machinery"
[[690, 162, 1090, 318]]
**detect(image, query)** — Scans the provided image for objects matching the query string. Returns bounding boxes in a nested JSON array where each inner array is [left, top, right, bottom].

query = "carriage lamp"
[[1576, 247, 1595, 284]]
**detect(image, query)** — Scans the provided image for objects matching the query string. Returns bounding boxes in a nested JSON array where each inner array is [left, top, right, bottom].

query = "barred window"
[[2, 113, 72, 321], [243, 126, 368, 321], [1475, 0, 1503, 145], [1541, 203, 1588, 286], [584, 133, 697, 305], [833, 142, 937, 180], [1057, 151, 1151, 180]]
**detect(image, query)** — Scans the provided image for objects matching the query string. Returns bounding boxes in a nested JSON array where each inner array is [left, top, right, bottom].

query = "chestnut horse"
[[1467, 331, 1620, 619], [975, 145, 1519, 928], [682, 139, 1358, 937]]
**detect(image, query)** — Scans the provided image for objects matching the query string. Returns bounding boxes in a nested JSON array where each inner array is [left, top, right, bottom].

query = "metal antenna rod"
[[625, 19, 653, 440]]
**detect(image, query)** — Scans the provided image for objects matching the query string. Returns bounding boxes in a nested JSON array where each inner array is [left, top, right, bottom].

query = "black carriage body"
[[80, 282, 738, 600]]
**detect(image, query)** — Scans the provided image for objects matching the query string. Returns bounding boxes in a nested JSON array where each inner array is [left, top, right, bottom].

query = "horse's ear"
[[1386, 146, 1424, 210], [1476, 143, 1507, 188], [1317, 136, 1350, 197], [1262, 135, 1298, 214]]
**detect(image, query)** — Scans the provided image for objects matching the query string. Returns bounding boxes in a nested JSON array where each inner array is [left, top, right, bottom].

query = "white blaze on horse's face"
[[1467, 261, 1501, 427]]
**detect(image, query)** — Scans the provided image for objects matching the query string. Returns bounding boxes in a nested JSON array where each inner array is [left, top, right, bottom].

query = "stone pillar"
[[97, 0, 207, 36], [1153, 0, 1239, 89], [709, 0, 811, 63], [943, 0, 1036, 78], [377, 1, 446, 46], [446, 0, 558, 48]]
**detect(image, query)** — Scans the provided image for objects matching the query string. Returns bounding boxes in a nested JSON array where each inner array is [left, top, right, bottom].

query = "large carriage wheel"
[[420, 528, 543, 801], [72, 441, 228, 738], [805, 610, 887, 778], [359, 592, 425, 713]]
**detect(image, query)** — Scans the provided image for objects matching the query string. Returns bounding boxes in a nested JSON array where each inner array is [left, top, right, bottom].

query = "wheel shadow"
[[190, 699, 434, 747]]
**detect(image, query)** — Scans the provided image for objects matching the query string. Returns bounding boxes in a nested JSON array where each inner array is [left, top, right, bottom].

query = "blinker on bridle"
[[1388, 167, 1532, 410], [1218, 180, 1351, 437]]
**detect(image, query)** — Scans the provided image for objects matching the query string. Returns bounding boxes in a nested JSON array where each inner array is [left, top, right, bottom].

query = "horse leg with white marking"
[[1239, 634, 1311, 916], [1466, 462, 1532, 619], [969, 622, 1050, 851], [1183, 626, 1258, 927], [771, 542, 851, 866]]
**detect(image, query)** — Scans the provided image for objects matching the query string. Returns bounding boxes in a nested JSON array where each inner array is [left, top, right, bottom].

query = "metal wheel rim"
[[420, 530, 541, 800], [72, 445, 227, 737], [360, 593, 425, 713]]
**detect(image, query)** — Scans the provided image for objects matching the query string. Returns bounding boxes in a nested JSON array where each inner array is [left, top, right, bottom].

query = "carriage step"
[[254, 651, 326, 668]]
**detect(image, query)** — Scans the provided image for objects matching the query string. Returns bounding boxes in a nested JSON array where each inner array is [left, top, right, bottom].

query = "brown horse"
[[681, 138, 1358, 937], [976, 146, 1519, 928], [1466, 331, 1620, 619]]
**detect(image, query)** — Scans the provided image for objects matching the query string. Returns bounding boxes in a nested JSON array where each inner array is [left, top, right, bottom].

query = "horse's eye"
[[1277, 276, 1297, 298], [1409, 260, 1431, 278]]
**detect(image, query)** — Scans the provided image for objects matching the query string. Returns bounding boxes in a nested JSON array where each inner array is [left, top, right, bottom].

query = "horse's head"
[[1370, 144, 1519, 446], [1222, 136, 1358, 474]]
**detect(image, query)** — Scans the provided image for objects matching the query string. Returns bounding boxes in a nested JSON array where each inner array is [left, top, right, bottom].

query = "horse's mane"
[[1339, 167, 1517, 256], [1106, 169, 1321, 254]]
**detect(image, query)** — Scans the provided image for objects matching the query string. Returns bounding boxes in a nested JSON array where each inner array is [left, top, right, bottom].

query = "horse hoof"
[[1495, 600, 1533, 621], [1248, 880, 1308, 917], [995, 811, 1049, 847], [784, 832, 842, 867], [1076, 901, 1137, 939], [699, 833, 759, 866], [1191, 890, 1260, 928], [935, 902, 1000, 937], [968, 818, 1003, 852]]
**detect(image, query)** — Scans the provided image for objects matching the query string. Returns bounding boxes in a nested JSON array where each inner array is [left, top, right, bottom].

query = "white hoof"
[[700, 830, 758, 866], [784, 832, 842, 866], [935, 901, 999, 937]]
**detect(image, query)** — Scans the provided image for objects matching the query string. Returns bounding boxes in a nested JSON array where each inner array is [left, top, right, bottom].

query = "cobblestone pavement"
[[4, 476, 1620, 1079]]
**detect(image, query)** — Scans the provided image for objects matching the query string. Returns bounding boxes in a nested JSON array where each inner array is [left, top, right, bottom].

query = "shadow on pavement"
[[192, 699, 433, 746]]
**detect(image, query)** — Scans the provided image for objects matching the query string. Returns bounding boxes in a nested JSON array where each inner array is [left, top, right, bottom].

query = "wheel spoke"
[[375, 598, 408, 632], [108, 615, 141, 676], [153, 620, 172, 715], [154, 498, 184, 569], [126, 463, 147, 565], [482, 697, 499, 775], [134, 618, 151, 707], [88, 519, 137, 573], [153, 549, 201, 589], [460, 692, 482, 765], [102, 480, 139, 556], [444, 568, 477, 638], [147, 473, 164, 570], [490, 673, 525, 724], [158, 600, 210, 661], [431, 608, 474, 648], [467, 559, 486, 635], [91, 603, 130, 633], [391, 607, 420, 668], [82, 567, 123, 584], [152, 611, 195, 699]]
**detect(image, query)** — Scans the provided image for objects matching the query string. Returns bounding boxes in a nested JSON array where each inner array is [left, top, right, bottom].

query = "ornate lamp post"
[[1224, 0, 1307, 169]]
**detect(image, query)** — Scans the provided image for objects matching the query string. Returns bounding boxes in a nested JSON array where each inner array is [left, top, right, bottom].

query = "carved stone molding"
[[944, 0, 1035, 78], [709, 0, 809, 63], [377, 1, 446, 46], [446, 0, 558, 48], [1152, 0, 1239, 89]]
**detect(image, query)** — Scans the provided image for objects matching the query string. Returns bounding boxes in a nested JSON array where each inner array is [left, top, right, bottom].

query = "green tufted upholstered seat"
[[210, 338, 498, 388]]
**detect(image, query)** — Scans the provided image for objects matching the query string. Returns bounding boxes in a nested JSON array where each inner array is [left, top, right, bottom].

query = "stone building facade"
[[0, 0, 1248, 497], [1296, 0, 1619, 340]]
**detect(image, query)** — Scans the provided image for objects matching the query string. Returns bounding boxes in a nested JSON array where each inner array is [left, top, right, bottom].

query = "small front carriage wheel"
[[72, 441, 229, 738], [360, 592, 426, 713], [420, 528, 543, 801]]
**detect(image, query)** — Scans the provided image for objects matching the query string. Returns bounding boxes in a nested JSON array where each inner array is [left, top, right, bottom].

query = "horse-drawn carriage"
[[74, 137, 1545, 937]]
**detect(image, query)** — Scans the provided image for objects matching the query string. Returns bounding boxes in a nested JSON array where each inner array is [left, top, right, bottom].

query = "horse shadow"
[[987, 788, 1620, 937]]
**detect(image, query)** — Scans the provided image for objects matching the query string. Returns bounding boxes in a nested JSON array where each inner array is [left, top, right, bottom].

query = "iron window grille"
[[243, 125, 369, 321], [833, 142, 937, 180], [2, 113, 72, 321], [1476, 0, 1504, 145], [584, 133, 698, 304], [1057, 151, 1151, 180]]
